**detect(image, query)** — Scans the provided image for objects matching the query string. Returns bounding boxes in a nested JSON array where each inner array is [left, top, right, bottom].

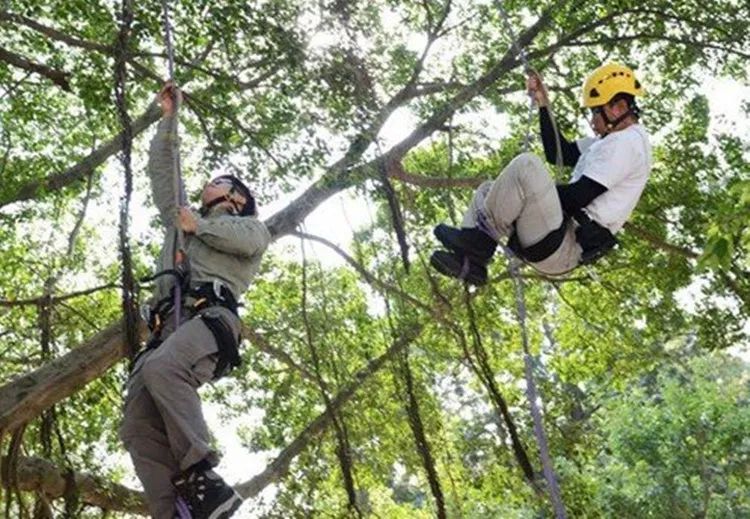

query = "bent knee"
[[513, 152, 545, 173], [510, 153, 550, 190]]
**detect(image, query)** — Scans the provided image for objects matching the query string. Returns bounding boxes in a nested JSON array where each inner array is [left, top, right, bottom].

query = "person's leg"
[[431, 153, 563, 284], [483, 152, 563, 247], [120, 353, 179, 519], [461, 180, 494, 228], [140, 307, 243, 518], [139, 314, 223, 471]]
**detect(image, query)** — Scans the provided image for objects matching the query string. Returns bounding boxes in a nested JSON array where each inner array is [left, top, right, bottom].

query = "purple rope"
[[175, 496, 192, 518]]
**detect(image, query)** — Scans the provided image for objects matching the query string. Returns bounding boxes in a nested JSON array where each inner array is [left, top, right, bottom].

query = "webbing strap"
[[175, 496, 191, 518]]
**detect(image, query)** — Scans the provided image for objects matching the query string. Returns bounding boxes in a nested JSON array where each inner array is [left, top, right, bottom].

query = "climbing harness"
[[574, 211, 618, 265], [491, 1, 568, 516], [134, 280, 242, 379]]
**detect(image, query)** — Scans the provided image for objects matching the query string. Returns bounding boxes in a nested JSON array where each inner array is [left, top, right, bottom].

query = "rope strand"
[[493, 1, 567, 516], [159, 0, 186, 327], [114, 0, 139, 360]]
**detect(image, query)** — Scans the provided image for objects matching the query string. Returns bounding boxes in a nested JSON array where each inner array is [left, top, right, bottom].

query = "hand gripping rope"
[[159, 0, 188, 330], [490, 1, 568, 517]]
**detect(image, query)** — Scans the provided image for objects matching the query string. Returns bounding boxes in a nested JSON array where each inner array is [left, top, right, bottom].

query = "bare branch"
[[410, 80, 466, 98], [235, 325, 423, 499], [291, 231, 433, 316], [240, 323, 318, 384], [623, 223, 699, 259], [0, 284, 119, 308], [0, 11, 109, 53], [564, 33, 750, 59], [0, 47, 71, 91], [388, 161, 484, 189]]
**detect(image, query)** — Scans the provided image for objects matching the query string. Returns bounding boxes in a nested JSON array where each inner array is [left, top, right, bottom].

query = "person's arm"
[[540, 107, 581, 167], [147, 82, 187, 228], [556, 176, 607, 215], [187, 214, 271, 258], [527, 71, 581, 167]]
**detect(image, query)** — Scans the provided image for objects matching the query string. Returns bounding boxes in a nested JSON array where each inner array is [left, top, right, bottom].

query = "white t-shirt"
[[571, 124, 652, 234]]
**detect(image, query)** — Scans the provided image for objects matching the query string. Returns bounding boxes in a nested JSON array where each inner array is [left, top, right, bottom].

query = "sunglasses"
[[210, 178, 234, 187], [589, 106, 604, 117]]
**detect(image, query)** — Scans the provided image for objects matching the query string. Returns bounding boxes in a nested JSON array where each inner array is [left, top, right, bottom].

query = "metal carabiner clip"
[[212, 279, 225, 301]]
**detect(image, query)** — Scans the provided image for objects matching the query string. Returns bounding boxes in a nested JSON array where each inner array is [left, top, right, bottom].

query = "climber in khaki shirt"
[[120, 82, 270, 519]]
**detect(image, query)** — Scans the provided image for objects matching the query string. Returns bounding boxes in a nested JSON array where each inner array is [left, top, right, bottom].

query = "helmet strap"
[[601, 106, 634, 133]]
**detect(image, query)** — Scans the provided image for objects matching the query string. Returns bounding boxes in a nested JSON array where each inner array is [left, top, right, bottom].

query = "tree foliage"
[[0, 0, 748, 516]]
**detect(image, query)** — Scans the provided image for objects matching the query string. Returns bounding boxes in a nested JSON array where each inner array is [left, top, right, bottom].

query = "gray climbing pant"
[[119, 306, 239, 519]]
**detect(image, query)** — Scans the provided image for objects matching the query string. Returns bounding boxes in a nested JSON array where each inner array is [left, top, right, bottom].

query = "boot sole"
[[433, 224, 494, 262], [208, 492, 243, 519], [430, 251, 487, 286]]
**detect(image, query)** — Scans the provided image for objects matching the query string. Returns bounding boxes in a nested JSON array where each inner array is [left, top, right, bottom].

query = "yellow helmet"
[[581, 63, 644, 108]]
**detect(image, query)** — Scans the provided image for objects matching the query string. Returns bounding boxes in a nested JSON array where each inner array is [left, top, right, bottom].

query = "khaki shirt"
[[147, 116, 270, 305]]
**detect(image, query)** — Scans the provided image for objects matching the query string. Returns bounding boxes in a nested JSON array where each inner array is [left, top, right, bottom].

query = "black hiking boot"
[[430, 250, 488, 286], [433, 224, 497, 262], [173, 467, 243, 519]]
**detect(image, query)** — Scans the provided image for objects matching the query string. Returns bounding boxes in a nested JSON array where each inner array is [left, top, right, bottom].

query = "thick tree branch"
[[387, 9, 552, 161], [388, 162, 483, 189], [0, 102, 161, 208], [0, 320, 147, 434], [0, 47, 71, 91], [264, 9, 554, 238], [6, 456, 147, 515], [0, 316, 320, 436]]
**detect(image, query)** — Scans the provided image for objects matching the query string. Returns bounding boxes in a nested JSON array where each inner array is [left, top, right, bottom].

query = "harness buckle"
[[212, 279, 225, 301]]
